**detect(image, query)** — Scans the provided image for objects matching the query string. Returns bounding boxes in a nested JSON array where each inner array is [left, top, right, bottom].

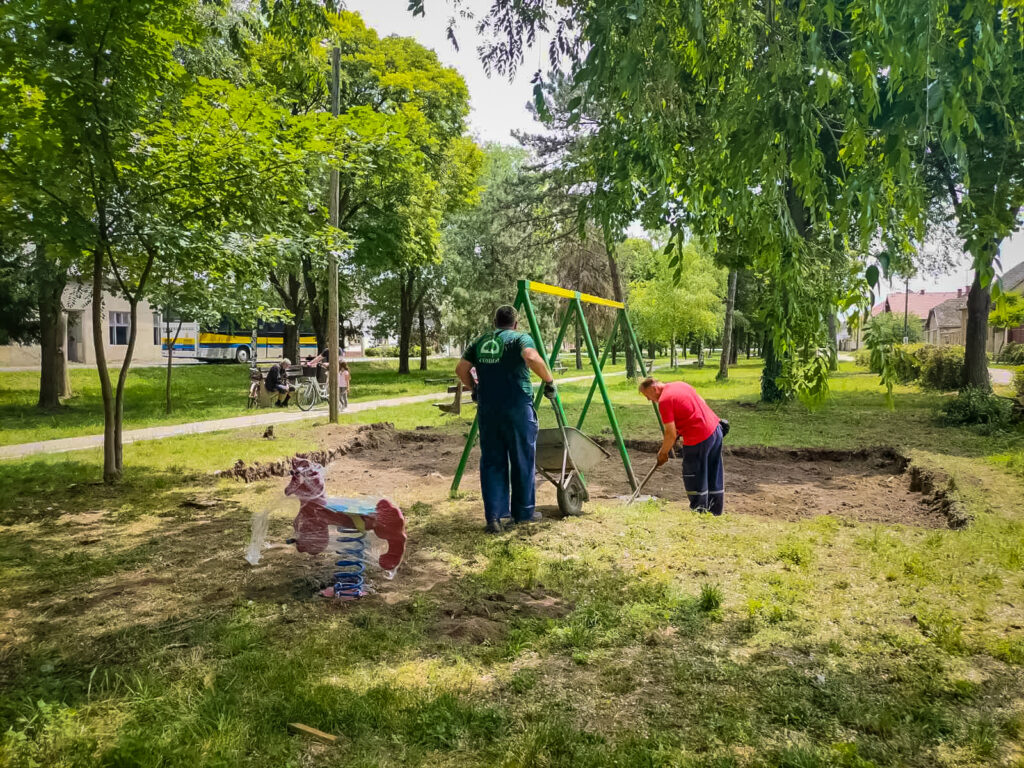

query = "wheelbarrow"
[[534, 401, 610, 516]]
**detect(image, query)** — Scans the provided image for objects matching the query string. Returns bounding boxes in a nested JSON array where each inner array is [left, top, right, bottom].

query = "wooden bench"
[[424, 377, 454, 386]]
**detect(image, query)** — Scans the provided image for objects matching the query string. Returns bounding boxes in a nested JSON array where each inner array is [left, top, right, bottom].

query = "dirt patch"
[[220, 426, 964, 529], [216, 423, 396, 482], [434, 589, 572, 643], [591, 439, 958, 529]]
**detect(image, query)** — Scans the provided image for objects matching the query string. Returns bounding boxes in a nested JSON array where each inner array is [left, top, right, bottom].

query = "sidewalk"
[[0, 370, 624, 461], [991, 367, 1015, 386]]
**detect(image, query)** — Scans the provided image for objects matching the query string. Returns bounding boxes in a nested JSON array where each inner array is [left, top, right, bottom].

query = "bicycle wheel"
[[296, 380, 318, 411]]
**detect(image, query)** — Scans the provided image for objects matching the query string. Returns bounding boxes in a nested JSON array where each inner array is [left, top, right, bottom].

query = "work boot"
[[484, 520, 503, 534]]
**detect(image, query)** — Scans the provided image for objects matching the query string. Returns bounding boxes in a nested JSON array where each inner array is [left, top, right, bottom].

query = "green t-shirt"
[[462, 328, 536, 408]]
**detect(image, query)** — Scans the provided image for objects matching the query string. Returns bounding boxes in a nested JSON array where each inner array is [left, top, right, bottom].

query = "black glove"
[[542, 381, 557, 400], [719, 419, 730, 438]]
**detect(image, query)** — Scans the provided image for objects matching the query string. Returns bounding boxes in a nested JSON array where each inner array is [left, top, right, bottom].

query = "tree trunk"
[[302, 255, 328, 351], [575, 323, 582, 369], [717, 270, 738, 381], [605, 244, 634, 377], [270, 270, 305, 361], [37, 250, 65, 409], [671, 332, 677, 369], [91, 248, 118, 483], [697, 338, 704, 367], [283, 323, 299, 363], [962, 270, 992, 391], [165, 318, 183, 415], [112, 297, 143, 472], [57, 311, 71, 398], [826, 311, 839, 371], [419, 302, 428, 371], [761, 334, 787, 403], [730, 326, 739, 365], [648, 341, 656, 360], [397, 271, 416, 375]]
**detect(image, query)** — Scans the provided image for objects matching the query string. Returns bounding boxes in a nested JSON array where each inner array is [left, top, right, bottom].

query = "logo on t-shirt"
[[476, 332, 503, 364]]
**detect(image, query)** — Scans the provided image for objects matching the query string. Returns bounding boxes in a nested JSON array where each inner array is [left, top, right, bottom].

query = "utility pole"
[[327, 47, 341, 424], [903, 277, 910, 344]]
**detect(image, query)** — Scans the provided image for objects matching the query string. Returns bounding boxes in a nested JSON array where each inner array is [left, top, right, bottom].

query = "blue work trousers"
[[478, 403, 538, 523], [681, 424, 724, 516]]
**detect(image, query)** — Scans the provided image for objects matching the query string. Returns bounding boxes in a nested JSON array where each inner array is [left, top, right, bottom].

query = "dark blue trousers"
[[681, 424, 724, 516], [478, 403, 538, 523]]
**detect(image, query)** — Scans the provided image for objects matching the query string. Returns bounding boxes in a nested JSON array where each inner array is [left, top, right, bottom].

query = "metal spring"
[[333, 528, 367, 598]]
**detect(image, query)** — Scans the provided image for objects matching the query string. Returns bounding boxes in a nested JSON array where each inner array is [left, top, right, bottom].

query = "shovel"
[[625, 461, 661, 505]]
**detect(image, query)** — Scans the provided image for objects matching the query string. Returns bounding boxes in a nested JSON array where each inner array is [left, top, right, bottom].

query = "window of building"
[[109, 311, 130, 346]]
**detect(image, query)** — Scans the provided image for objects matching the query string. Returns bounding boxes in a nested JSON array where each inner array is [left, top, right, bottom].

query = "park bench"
[[645, 359, 656, 372], [424, 376, 455, 386]]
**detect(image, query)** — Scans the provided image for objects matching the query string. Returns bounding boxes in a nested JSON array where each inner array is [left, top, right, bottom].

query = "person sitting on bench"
[[265, 358, 292, 407]]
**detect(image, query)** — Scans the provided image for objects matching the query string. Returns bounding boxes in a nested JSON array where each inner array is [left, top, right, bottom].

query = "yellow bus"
[[162, 318, 318, 363]]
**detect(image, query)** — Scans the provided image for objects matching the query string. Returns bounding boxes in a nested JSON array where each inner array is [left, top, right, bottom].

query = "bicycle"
[[296, 376, 327, 411]]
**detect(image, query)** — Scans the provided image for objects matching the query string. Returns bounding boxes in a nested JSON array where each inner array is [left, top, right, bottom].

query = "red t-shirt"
[[658, 381, 719, 446]]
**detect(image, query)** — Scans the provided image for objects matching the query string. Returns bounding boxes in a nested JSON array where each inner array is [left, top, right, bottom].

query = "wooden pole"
[[328, 47, 341, 423]]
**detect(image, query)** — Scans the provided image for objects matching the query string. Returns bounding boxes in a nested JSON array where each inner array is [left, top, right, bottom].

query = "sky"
[[345, 0, 1024, 299]]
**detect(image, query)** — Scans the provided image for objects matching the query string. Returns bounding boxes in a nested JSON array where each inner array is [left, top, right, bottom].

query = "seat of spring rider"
[[535, 427, 610, 473]]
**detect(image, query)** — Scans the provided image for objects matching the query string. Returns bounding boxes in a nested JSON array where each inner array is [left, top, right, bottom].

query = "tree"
[[1, 0, 317, 481], [438, 144, 561, 349], [426, 0, 1024, 403], [628, 241, 726, 368]]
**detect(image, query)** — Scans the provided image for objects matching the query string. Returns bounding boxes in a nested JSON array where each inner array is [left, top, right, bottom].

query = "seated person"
[[264, 358, 292, 407]]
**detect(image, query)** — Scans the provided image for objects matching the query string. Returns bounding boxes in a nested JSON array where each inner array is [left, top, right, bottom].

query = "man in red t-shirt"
[[639, 377, 725, 515]]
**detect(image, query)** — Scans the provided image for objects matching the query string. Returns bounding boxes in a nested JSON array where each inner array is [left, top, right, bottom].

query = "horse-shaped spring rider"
[[285, 457, 407, 598]]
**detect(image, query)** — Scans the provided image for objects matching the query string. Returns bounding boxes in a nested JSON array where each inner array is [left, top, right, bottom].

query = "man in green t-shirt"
[[456, 305, 557, 533]]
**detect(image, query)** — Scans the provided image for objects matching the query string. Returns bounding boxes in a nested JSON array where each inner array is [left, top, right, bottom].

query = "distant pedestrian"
[[339, 361, 350, 410], [638, 377, 726, 515], [265, 358, 292, 407]]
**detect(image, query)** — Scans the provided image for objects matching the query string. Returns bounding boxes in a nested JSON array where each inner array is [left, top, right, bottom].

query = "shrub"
[[999, 342, 1024, 366], [854, 348, 872, 369], [892, 343, 929, 382], [940, 387, 1013, 427], [919, 345, 965, 390], [864, 311, 924, 346], [1014, 369, 1024, 399]]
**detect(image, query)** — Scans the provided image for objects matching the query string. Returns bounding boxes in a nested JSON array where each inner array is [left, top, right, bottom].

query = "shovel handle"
[[627, 462, 660, 504]]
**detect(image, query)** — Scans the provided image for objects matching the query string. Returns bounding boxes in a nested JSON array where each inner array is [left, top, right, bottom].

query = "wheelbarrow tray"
[[535, 427, 610, 474]]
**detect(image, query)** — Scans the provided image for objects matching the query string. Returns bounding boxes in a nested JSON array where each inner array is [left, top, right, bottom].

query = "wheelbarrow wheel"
[[556, 475, 587, 516]]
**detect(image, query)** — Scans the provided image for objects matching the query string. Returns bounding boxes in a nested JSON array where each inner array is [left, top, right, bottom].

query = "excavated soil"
[[224, 424, 964, 530]]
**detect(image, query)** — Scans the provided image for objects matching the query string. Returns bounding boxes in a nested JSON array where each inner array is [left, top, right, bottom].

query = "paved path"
[[990, 367, 1015, 386], [0, 370, 624, 461]]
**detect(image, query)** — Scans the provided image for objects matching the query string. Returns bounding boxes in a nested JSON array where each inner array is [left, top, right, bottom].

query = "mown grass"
[[1, 357, 1024, 767]]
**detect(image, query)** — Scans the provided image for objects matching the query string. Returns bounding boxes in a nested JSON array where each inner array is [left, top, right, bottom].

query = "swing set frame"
[[449, 279, 663, 497]]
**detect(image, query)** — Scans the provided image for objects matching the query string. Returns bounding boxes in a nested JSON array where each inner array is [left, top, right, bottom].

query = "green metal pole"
[[577, 313, 620, 429], [575, 297, 637, 490], [519, 281, 569, 426], [622, 308, 663, 432], [534, 304, 573, 409], [449, 415, 479, 497]]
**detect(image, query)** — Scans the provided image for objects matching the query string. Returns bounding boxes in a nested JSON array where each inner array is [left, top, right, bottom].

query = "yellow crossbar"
[[527, 280, 624, 309]]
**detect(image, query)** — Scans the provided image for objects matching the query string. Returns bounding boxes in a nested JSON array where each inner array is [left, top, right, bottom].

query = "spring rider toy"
[[285, 457, 407, 598]]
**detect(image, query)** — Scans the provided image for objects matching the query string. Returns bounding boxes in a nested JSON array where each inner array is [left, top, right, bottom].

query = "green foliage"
[[998, 343, 1024, 366], [697, 583, 723, 612], [627, 240, 725, 352], [1014, 369, 1024, 400], [990, 292, 1024, 331], [940, 387, 1013, 428], [920, 346, 966, 392], [864, 313, 924, 348]]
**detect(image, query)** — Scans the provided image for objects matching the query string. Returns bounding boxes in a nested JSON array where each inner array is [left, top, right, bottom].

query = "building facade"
[[0, 284, 165, 368]]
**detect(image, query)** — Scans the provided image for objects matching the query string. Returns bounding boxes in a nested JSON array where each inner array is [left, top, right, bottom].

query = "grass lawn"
[[2, 359, 1024, 767], [0, 356, 629, 447]]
